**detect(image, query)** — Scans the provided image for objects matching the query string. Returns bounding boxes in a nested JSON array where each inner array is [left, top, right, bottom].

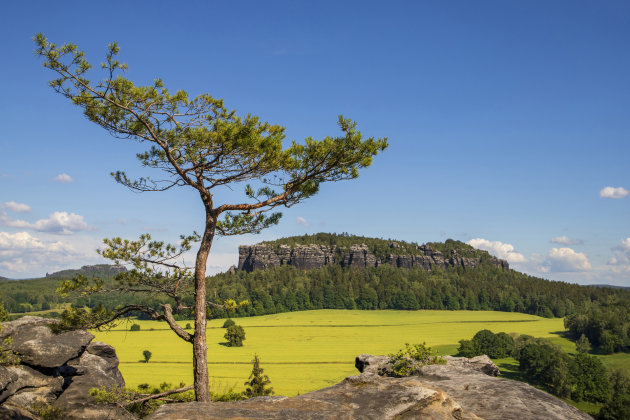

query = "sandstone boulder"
[[0, 316, 93, 368], [0, 317, 134, 420]]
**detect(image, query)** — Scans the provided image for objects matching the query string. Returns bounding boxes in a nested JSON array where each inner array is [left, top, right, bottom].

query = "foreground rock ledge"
[[147, 354, 591, 420], [148, 374, 480, 420], [0, 316, 134, 420]]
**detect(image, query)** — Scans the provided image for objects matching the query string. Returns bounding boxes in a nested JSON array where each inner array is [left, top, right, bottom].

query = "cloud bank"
[[0, 211, 91, 235], [599, 186, 628, 199], [540, 247, 592, 272]]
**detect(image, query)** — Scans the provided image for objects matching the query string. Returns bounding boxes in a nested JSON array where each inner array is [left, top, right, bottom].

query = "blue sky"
[[1, 1, 628, 285]]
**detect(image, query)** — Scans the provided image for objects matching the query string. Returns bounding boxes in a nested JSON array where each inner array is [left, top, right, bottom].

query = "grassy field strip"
[[91, 309, 626, 396]]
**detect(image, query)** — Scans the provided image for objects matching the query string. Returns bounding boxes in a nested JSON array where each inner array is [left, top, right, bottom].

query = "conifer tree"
[[34, 34, 387, 401], [243, 354, 273, 397]]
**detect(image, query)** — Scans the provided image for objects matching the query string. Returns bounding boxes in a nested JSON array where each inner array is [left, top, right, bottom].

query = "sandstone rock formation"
[[0, 316, 134, 420], [147, 354, 590, 420], [238, 242, 509, 273], [147, 374, 481, 420]]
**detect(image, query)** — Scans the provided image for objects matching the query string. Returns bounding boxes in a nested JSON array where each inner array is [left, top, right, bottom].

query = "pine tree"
[[243, 354, 273, 397]]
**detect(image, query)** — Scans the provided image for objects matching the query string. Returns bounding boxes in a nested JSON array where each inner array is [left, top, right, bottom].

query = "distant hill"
[[45, 264, 127, 279], [0, 276, 10, 282], [2, 235, 629, 323], [588, 284, 630, 291]]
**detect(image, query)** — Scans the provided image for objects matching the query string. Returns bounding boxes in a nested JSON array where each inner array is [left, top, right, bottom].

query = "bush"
[[457, 329, 514, 359], [130, 323, 141, 331], [224, 324, 245, 347], [222, 318, 236, 328], [388, 343, 446, 377], [185, 323, 192, 329]]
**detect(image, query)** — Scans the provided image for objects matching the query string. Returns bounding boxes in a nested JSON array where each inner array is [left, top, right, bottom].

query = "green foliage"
[[185, 323, 192, 329], [457, 339, 481, 358], [224, 324, 245, 347], [518, 340, 574, 398], [388, 343, 445, 377], [515, 334, 614, 404], [32, 402, 66, 420], [565, 305, 629, 354], [576, 334, 592, 354], [572, 353, 610, 403], [457, 330, 514, 359], [143, 350, 152, 363], [130, 323, 141, 331], [597, 369, 630, 420], [597, 393, 630, 420], [222, 318, 236, 328], [204, 260, 630, 329], [243, 354, 273, 398]]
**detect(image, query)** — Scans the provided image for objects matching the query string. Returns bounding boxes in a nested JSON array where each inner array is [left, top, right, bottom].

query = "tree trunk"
[[192, 207, 215, 402]]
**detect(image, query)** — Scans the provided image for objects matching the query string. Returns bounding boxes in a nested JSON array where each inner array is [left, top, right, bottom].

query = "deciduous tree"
[[34, 34, 387, 401]]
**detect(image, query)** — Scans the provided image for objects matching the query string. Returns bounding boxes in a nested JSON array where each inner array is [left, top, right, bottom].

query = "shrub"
[[130, 323, 141, 331], [222, 318, 236, 328], [388, 343, 445, 377], [185, 323, 192, 329], [224, 324, 245, 347], [458, 329, 514, 359]]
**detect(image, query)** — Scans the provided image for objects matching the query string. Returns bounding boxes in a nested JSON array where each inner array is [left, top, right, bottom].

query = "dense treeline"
[[3, 260, 629, 332], [564, 306, 630, 354], [207, 263, 629, 322]]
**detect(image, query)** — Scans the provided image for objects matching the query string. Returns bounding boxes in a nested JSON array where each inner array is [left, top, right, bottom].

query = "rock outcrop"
[[147, 374, 481, 420], [238, 242, 509, 273], [147, 354, 589, 420], [0, 316, 134, 420]]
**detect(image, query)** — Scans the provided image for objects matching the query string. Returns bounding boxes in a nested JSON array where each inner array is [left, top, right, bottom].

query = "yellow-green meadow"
[[92, 309, 576, 396]]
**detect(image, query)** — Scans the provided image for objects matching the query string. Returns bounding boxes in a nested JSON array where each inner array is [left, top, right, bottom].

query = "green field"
[[91, 310, 628, 396]]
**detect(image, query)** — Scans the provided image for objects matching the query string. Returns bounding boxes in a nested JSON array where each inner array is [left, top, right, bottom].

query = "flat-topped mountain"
[[238, 233, 509, 273]]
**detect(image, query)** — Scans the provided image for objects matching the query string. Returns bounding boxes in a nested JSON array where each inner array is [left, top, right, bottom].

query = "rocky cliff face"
[[0, 316, 134, 420], [238, 243, 509, 273]]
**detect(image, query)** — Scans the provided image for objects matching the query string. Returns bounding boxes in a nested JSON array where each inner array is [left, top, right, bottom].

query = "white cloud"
[[3, 201, 31, 213], [551, 236, 583, 246], [30, 212, 91, 234], [467, 238, 526, 263], [53, 173, 73, 183], [0, 211, 92, 235], [608, 237, 630, 266], [0, 231, 83, 275], [0, 231, 46, 250], [599, 186, 628, 199], [296, 217, 311, 227], [540, 247, 591, 272]]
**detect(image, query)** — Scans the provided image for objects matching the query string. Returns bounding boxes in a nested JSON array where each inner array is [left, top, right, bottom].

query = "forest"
[[1, 236, 628, 355]]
